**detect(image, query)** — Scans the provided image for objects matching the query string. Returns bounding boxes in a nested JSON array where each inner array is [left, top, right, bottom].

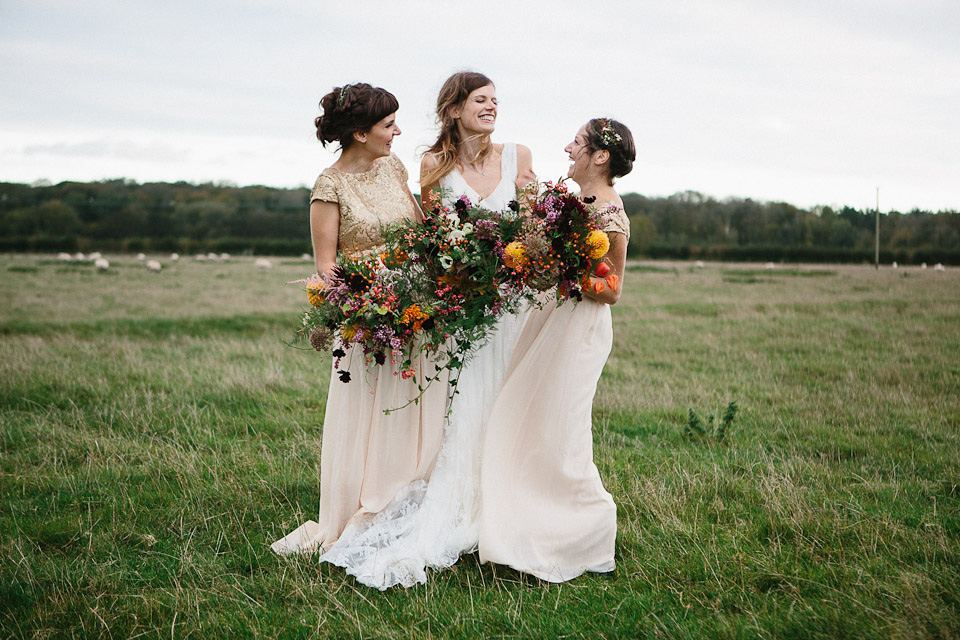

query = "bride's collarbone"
[[458, 159, 503, 199]]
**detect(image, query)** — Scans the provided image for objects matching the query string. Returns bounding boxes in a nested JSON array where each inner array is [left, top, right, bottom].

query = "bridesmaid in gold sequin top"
[[272, 83, 448, 559]]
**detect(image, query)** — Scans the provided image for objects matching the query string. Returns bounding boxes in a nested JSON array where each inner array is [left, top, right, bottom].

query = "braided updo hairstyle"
[[315, 83, 399, 150], [583, 118, 635, 185]]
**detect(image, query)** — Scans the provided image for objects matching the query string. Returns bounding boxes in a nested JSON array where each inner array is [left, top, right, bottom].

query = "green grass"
[[1, 254, 958, 638]]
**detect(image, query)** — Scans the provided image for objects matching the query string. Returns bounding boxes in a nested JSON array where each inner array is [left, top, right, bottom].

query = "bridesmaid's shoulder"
[[311, 170, 339, 204], [382, 153, 409, 179]]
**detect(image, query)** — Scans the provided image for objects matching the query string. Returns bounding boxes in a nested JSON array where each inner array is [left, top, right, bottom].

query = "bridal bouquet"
[[390, 192, 533, 345], [295, 192, 533, 397], [509, 180, 612, 300], [295, 254, 438, 384], [294, 181, 613, 396]]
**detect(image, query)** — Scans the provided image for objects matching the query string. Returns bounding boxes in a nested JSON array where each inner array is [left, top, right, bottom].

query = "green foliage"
[[621, 190, 960, 262], [0, 179, 310, 255], [3, 181, 959, 262], [685, 400, 738, 440]]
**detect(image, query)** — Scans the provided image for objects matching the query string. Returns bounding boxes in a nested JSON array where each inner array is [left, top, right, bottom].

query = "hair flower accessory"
[[598, 119, 622, 147], [337, 84, 352, 107]]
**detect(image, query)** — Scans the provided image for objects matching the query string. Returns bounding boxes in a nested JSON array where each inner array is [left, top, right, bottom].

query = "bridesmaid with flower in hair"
[[478, 118, 636, 583]]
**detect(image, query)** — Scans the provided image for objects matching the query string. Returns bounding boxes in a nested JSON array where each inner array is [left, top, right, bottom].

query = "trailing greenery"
[[1, 255, 958, 638], [2, 180, 957, 263]]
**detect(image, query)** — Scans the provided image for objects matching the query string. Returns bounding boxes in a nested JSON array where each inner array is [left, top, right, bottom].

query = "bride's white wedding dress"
[[316, 143, 527, 589]]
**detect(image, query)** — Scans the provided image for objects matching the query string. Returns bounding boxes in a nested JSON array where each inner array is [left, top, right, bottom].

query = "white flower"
[[438, 255, 453, 269]]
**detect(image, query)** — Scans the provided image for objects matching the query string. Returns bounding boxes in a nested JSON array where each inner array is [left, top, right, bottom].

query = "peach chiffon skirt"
[[271, 345, 449, 555], [478, 297, 617, 582]]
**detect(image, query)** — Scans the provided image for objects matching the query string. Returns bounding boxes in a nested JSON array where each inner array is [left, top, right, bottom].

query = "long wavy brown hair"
[[421, 71, 495, 187]]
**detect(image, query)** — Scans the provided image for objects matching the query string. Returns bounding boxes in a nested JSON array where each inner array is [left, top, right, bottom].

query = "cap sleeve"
[[602, 204, 630, 239], [310, 172, 338, 204]]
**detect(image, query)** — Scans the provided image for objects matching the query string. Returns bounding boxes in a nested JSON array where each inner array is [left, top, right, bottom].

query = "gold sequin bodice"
[[310, 154, 419, 254]]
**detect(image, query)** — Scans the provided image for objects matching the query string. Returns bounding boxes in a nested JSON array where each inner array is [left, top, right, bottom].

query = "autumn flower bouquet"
[[509, 180, 612, 300], [295, 254, 441, 386], [295, 191, 533, 399], [379, 192, 534, 380], [294, 181, 613, 402]]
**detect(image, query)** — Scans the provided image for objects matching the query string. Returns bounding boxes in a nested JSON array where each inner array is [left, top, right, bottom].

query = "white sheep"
[[764, 262, 776, 270], [921, 263, 928, 269], [145, 260, 162, 272], [74, 252, 86, 261], [207, 252, 218, 260], [171, 253, 180, 262], [57, 252, 72, 262], [934, 263, 945, 271], [301, 253, 312, 261], [219, 253, 231, 261], [694, 260, 705, 268], [88, 252, 102, 261], [137, 253, 146, 261], [94, 257, 110, 271], [892, 261, 898, 269], [195, 254, 207, 261], [254, 258, 273, 269]]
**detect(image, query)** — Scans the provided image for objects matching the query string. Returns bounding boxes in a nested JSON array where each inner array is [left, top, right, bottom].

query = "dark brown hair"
[[422, 71, 495, 186], [315, 83, 399, 150], [584, 118, 636, 185]]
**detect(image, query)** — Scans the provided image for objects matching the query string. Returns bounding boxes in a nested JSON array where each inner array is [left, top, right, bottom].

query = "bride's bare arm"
[[513, 144, 538, 210], [515, 144, 537, 192], [309, 199, 340, 276], [419, 154, 441, 210]]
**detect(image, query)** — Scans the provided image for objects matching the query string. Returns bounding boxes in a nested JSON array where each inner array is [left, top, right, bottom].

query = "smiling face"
[[359, 112, 401, 157], [452, 84, 497, 136], [563, 123, 595, 183]]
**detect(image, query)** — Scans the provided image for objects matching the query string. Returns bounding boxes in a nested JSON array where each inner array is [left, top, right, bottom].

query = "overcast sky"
[[2, 0, 958, 213]]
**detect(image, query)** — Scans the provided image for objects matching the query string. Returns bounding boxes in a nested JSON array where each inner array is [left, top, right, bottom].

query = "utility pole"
[[874, 187, 880, 269]]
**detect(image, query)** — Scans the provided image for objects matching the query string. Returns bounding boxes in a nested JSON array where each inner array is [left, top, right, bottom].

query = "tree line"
[[1, 179, 957, 264]]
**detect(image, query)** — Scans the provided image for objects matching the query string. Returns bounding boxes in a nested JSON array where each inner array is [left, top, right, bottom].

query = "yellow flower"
[[306, 276, 325, 308], [341, 325, 357, 342], [584, 230, 610, 260], [504, 241, 528, 270]]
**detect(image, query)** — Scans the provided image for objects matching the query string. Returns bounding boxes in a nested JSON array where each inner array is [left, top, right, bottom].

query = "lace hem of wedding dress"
[[319, 481, 431, 590], [317, 312, 526, 590], [318, 399, 484, 590]]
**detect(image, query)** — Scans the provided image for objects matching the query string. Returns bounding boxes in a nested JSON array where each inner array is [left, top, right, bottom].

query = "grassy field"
[[1, 254, 958, 639]]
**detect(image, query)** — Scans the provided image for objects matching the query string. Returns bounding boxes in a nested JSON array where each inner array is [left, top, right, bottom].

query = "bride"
[[316, 71, 536, 589]]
